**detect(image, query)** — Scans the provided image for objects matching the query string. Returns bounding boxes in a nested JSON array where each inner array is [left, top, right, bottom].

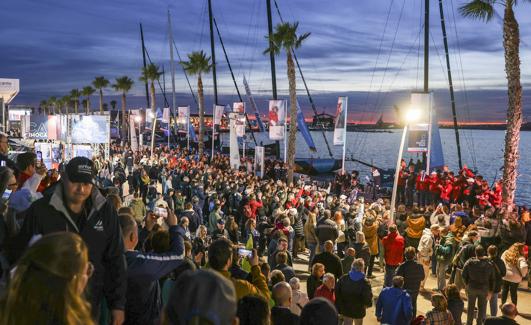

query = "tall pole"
[[168, 10, 177, 150], [208, 0, 218, 105], [267, 0, 281, 159], [424, 0, 429, 93], [390, 125, 408, 221], [140, 23, 149, 144], [438, 0, 462, 170]]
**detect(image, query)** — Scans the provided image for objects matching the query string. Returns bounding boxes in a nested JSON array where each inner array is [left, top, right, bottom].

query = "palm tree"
[[181, 51, 212, 157], [265, 22, 310, 185], [48, 97, 57, 115], [110, 100, 117, 111], [93, 76, 110, 115], [113, 76, 135, 141], [70, 89, 81, 114], [81, 86, 95, 115], [61, 96, 70, 114], [39, 100, 48, 115], [140, 64, 162, 156], [460, 0, 529, 217]]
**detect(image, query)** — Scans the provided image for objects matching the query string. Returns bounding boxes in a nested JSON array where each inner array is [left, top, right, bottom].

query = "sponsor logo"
[[93, 220, 104, 232]]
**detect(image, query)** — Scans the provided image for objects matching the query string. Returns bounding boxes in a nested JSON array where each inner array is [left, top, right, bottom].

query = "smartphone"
[[238, 248, 252, 258], [0, 161, 5, 167], [36, 151, 42, 161], [154, 207, 168, 219], [2, 189, 12, 201]]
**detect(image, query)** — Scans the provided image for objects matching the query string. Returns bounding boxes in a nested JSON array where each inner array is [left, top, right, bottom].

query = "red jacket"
[[439, 182, 453, 201], [490, 185, 502, 208], [428, 175, 440, 194], [248, 199, 263, 219], [416, 173, 428, 191], [314, 284, 335, 304], [382, 231, 405, 266]]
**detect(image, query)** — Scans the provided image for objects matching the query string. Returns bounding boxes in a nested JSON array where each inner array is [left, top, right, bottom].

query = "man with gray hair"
[[271, 281, 300, 324], [314, 273, 336, 304], [484, 303, 519, 324], [336, 258, 373, 325]]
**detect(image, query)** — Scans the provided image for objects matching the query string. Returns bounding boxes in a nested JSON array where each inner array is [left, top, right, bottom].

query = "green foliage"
[[264, 22, 310, 56], [180, 50, 212, 76], [140, 63, 162, 83], [113, 76, 134, 94]]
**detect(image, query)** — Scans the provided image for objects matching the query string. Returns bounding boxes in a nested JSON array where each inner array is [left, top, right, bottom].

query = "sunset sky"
[[1, 0, 530, 123]]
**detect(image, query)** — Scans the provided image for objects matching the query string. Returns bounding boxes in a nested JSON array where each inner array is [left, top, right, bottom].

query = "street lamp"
[[390, 107, 421, 221], [134, 116, 142, 150]]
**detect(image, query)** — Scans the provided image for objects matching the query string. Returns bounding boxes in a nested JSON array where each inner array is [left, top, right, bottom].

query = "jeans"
[[308, 243, 317, 266], [466, 287, 488, 325], [431, 254, 437, 275], [501, 280, 519, 306], [405, 187, 414, 206], [436, 260, 449, 291], [454, 268, 465, 293], [419, 256, 430, 289], [489, 292, 499, 316], [342, 317, 363, 325], [407, 291, 419, 318], [367, 255, 377, 276], [384, 264, 397, 288]]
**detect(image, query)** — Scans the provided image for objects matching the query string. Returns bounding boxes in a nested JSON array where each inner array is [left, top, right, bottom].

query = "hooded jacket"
[[362, 221, 379, 255], [335, 270, 372, 318], [14, 182, 127, 311], [418, 228, 434, 259], [396, 259, 425, 294], [382, 231, 405, 266], [406, 216, 425, 239]]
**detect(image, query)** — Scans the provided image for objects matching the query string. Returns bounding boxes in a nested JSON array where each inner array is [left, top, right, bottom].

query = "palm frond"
[[459, 0, 495, 21]]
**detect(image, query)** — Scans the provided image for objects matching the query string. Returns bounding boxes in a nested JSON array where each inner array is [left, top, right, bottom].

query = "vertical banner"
[[407, 125, 429, 152], [162, 107, 170, 123], [130, 115, 138, 152], [243, 76, 266, 132], [177, 106, 190, 133], [214, 105, 224, 126], [233, 102, 246, 137], [333, 96, 348, 146], [268, 99, 286, 140], [254, 146, 265, 178], [295, 101, 317, 152], [229, 112, 240, 169]]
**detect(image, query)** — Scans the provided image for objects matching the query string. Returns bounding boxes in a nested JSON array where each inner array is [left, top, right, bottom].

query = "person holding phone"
[[0, 132, 19, 177], [16, 152, 46, 193]]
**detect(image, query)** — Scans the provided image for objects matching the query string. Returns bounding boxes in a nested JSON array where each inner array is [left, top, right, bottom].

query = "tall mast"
[[438, 0, 462, 169], [168, 10, 177, 134], [424, 0, 429, 93], [140, 23, 150, 109], [208, 0, 218, 105], [266, 0, 278, 100]]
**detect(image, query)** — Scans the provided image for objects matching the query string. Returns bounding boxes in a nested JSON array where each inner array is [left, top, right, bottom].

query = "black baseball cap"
[[65, 157, 96, 184]]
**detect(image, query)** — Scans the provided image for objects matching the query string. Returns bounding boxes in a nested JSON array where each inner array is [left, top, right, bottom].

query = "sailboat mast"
[[424, 0, 429, 92], [140, 23, 150, 109], [208, 0, 218, 105], [168, 10, 176, 120], [438, 0, 462, 170], [266, 0, 278, 100]]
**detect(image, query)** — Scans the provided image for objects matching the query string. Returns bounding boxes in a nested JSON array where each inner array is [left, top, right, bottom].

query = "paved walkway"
[[292, 252, 531, 324]]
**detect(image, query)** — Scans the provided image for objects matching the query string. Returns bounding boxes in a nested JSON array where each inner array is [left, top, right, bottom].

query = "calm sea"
[[223, 129, 531, 206]]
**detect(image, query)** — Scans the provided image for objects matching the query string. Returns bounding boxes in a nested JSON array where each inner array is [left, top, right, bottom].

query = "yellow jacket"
[[218, 265, 271, 301]]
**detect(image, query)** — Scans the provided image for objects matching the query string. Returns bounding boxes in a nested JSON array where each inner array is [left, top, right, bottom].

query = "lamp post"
[[134, 115, 142, 152], [148, 111, 155, 158], [390, 108, 421, 221]]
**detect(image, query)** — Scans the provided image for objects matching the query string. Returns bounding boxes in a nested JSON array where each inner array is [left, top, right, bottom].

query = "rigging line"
[[430, 31, 449, 86], [373, 0, 406, 115], [416, 0, 423, 90], [172, 39, 198, 106], [449, 0, 477, 168], [273, 0, 334, 157]]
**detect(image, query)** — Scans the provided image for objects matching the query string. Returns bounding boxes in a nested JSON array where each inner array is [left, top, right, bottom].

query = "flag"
[[333, 96, 348, 146], [243, 76, 266, 132], [268, 99, 286, 140], [295, 100, 317, 152]]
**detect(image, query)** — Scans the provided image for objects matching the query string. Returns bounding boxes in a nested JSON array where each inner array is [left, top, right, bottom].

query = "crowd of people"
[[0, 131, 529, 325]]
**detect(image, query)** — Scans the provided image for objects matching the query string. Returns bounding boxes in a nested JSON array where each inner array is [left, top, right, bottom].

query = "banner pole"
[[341, 97, 348, 174]]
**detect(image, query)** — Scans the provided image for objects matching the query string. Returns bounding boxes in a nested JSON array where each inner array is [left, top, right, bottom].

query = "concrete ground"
[[292, 251, 531, 324]]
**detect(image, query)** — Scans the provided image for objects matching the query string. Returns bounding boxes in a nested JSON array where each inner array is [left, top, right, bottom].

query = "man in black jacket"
[[396, 246, 425, 317], [336, 258, 372, 324], [311, 240, 343, 281], [316, 210, 339, 250], [120, 211, 185, 325], [14, 157, 126, 325], [463, 245, 496, 325], [271, 281, 300, 324]]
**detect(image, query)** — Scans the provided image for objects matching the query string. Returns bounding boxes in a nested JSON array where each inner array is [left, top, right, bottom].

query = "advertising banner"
[[229, 112, 240, 169], [407, 125, 429, 152], [23, 115, 65, 140], [71, 115, 110, 144], [333, 96, 348, 146], [243, 76, 266, 132], [268, 99, 286, 140], [162, 107, 170, 124], [72, 144, 93, 160], [214, 105, 224, 126], [296, 101, 317, 152], [254, 146, 265, 177], [233, 102, 245, 137], [130, 115, 139, 152], [177, 106, 190, 133]]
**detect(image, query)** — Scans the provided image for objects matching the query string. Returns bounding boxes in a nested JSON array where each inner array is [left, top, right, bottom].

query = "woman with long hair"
[[425, 293, 454, 325], [0, 232, 94, 325], [444, 284, 464, 325], [334, 210, 347, 258], [501, 242, 528, 306], [304, 212, 318, 268]]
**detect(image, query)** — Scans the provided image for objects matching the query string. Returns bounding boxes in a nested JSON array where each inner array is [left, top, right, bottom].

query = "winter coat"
[[304, 221, 318, 245], [311, 252, 343, 281], [435, 232, 457, 263], [363, 221, 379, 255], [352, 242, 371, 267], [382, 231, 405, 266], [181, 209, 201, 234], [218, 265, 270, 301], [335, 270, 373, 319], [501, 252, 528, 284], [307, 275, 322, 299], [271, 306, 299, 325], [395, 260, 425, 295], [128, 198, 147, 224], [315, 218, 339, 244], [375, 287, 413, 325], [406, 216, 425, 239], [418, 228, 435, 259], [462, 257, 495, 292], [489, 256, 507, 293]]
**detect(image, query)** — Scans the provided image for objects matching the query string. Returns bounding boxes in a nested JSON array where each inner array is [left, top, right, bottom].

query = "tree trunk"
[[150, 81, 157, 157], [501, 4, 522, 218], [99, 89, 104, 115], [86, 99, 90, 115], [122, 93, 128, 142], [74, 100, 78, 115], [286, 50, 297, 185], [198, 74, 205, 157]]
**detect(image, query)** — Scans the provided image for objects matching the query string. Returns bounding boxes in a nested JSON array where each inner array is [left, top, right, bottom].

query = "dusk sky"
[[1, 0, 530, 122]]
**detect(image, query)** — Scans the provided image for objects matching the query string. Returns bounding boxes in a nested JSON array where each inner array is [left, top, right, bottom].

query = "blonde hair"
[[503, 243, 525, 266], [0, 232, 94, 325]]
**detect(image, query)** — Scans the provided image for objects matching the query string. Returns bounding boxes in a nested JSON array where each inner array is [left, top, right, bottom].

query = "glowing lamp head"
[[404, 108, 422, 123], [148, 112, 155, 119], [134, 116, 142, 123]]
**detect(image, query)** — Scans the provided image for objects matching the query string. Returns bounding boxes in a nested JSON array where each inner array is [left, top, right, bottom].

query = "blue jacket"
[[124, 225, 185, 325], [375, 287, 413, 325]]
